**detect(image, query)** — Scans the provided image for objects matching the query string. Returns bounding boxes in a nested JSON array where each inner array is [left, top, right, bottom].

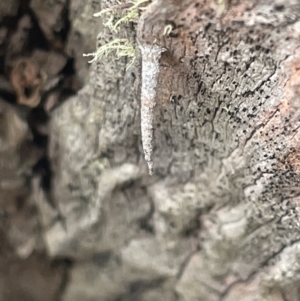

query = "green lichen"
[[163, 24, 173, 36], [84, 0, 150, 69], [215, 0, 232, 14], [83, 38, 136, 69], [94, 0, 150, 32]]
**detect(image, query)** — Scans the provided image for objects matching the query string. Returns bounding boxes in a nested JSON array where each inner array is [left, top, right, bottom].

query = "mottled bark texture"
[[2, 0, 300, 300]]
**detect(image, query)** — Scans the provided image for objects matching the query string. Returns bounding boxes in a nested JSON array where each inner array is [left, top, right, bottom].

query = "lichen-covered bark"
[[2, 0, 300, 300], [45, 1, 300, 300], [47, 0, 300, 300]]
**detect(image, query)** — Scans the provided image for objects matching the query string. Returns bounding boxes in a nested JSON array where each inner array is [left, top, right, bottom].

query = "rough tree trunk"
[[1, 0, 300, 300]]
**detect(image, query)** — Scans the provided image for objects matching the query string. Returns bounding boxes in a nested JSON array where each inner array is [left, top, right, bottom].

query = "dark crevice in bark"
[[175, 248, 199, 280]]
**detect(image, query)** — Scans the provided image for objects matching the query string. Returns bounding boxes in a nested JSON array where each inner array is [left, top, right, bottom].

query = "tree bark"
[[2, 0, 300, 300]]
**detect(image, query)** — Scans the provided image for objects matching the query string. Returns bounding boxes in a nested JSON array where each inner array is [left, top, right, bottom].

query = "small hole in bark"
[[274, 4, 285, 11]]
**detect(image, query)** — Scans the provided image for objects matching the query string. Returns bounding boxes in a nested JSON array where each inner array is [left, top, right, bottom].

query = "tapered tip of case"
[[147, 162, 153, 176]]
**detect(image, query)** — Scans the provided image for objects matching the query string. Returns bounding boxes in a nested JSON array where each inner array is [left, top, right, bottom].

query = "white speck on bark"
[[139, 43, 165, 175]]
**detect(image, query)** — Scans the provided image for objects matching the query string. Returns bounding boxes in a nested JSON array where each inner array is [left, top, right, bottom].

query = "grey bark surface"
[[2, 0, 300, 300]]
